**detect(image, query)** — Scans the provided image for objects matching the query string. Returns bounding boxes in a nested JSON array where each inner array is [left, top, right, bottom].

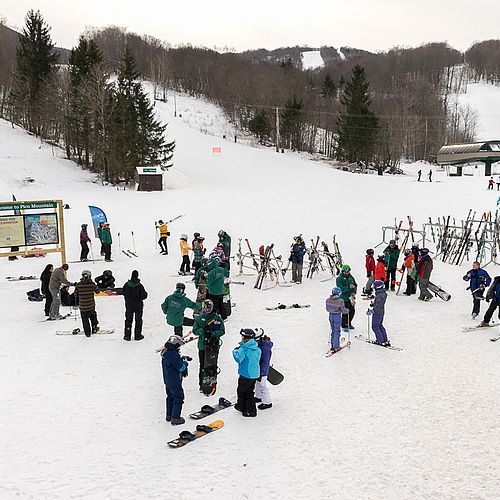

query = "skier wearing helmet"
[[79, 223, 91, 261], [74, 269, 100, 337], [179, 234, 191, 275], [367, 280, 391, 346], [95, 269, 115, 290], [383, 239, 400, 291], [325, 287, 349, 354], [336, 264, 357, 331], [161, 283, 200, 336], [290, 235, 306, 284]]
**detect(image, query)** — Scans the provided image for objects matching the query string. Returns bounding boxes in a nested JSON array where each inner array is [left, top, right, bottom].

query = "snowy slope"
[[301, 50, 324, 70], [0, 88, 499, 500]]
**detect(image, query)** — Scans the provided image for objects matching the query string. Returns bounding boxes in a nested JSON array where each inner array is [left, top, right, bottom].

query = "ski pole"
[[348, 311, 351, 348], [118, 232, 121, 253], [155, 226, 158, 250], [131, 231, 136, 253], [367, 311, 371, 342], [89, 241, 95, 265]]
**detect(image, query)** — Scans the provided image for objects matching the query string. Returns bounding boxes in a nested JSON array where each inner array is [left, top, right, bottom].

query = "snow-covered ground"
[[301, 50, 324, 70], [1, 86, 499, 499]]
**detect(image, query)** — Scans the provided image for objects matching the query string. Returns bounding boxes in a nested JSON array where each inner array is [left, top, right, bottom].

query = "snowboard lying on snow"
[[56, 328, 115, 335], [167, 420, 224, 448], [266, 303, 310, 310], [189, 397, 233, 420]]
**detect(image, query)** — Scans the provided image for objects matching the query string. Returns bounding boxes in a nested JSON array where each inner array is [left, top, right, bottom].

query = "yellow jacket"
[[180, 240, 191, 256], [157, 223, 168, 237]]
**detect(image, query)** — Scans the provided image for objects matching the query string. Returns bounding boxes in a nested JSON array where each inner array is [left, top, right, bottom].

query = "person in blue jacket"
[[254, 328, 273, 410], [289, 235, 306, 284], [160, 335, 189, 426], [232, 329, 261, 417], [480, 276, 500, 326], [463, 262, 492, 319]]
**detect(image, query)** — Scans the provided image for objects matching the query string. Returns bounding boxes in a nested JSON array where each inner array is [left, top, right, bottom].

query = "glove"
[[167, 232, 170, 236], [366, 309, 373, 316]]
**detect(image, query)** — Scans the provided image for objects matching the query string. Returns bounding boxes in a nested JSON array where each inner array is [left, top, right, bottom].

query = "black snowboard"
[[428, 281, 451, 301], [201, 332, 220, 396], [267, 366, 284, 385], [189, 397, 233, 419]]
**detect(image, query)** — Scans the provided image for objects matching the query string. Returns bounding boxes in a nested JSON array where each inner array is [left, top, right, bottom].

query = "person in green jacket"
[[336, 264, 357, 331], [206, 258, 229, 320], [100, 222, 113, 262], [161, 283, 200, 336], [192, 299, 225, 391], [383, 239, 400, 291]]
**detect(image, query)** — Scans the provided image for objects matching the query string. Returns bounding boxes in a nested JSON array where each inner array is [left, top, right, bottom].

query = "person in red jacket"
[[362, 249, 375, 296], [375, 255, 387, 284]]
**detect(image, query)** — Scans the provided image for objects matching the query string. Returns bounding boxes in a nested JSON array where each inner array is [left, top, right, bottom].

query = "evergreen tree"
[[248, 109, 271, 143], [322, 72, 336, 98], [336, 65, 378, 163], [280, 95, 303, 150], [11, 10, 58, 136]]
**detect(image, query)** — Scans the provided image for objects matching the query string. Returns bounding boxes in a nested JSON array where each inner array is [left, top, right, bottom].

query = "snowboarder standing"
[[233, 329, 261, 417], [74, 269, 100, 337], [160, 335, 189, 425], [255, 328, 273, 410], [383, 239, 400, 291], [326, 287, 348, 353], [79, 224, 91, 261], [463, 262, 491, 319], [101, 223, 112, 262], [161, 283, 200, 336], [156, 220, 169, 254], [40, 264, 53, 317], [122, 270, 148, 341], [416, 248, 433, 301], [367, 280, 390, 346], [206, 258, 229, 319], [48, 263, 73, 320], [179, 234, 191, 275], [192, 299, 225, 392], [336, 264, 357, 331], [290, 235, 306, 284], [480, 276, 500, 326], [363, 248, 375, 296]]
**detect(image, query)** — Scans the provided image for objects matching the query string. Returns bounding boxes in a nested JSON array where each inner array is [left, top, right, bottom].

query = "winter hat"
[[165, 335, 185, 348], [131, 270, 139, 280], [389, 239, 396, 245], [377, 254, 385, 262], [366, 248, 374, 255], [240, 328, 255, 339], [180, 234, 188, 240], [176, 282, 186, 292], [81, 223, 87, 227], [82, 269, 92, 278], [373, 280, 385, 290], [331, 287, 342, 296]]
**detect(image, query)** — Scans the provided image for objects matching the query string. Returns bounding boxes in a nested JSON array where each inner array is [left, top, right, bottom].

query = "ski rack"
[[253, 243, 292, 290], [375, 225, 426, 249]]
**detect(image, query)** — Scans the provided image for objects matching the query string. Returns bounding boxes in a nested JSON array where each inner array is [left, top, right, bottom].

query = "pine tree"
[[11, 10, 58, 136], [280, 95, 303, 150], [321, 72, 336, 98], [248, 109, 271, 143], [336, 65, 378, 163]]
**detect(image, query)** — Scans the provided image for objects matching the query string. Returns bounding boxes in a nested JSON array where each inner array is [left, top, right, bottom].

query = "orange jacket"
[[403, 253, 414, 269], [375, 261, 386, 281], [180, 240, 191, 256]]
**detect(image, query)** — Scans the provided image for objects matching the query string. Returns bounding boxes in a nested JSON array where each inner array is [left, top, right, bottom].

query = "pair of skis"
[[462, 323, 500, 339], [122, 249, 138, 258]]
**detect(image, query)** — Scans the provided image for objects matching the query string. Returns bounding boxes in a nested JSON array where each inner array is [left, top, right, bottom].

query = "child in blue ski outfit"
[[160, 335, 189, 426], [325, 287, 348, 353], [367, 280, 390, 346]]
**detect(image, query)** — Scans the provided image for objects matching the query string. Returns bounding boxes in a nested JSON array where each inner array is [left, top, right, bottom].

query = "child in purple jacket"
[[255, 328, 273, 410], [325, 287, 349, 353]]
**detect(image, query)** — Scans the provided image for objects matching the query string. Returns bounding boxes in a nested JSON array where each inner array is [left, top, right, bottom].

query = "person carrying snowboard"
[[289, 235, 306, 284], [254, 328, 273, 410], [192, 299, 225, 392], [161, 283, 200, 336], [325, 287, 348, 353], [74, 269, 100, 337], [122, 270, 148, 341], [40, 264, 53, 317], [479, 276, 500, 326], [95, 269, 115, 290], [233, 329, 261, 417], [206, 258, 229, 319], [79, 224, 91, 262], [463, 261, 491, 319], [401, 248, 417, 295], [416, 248, 433, 301], [160, 334, 189, 425], [336, 264, 357, 331], [363, 248, 375, 296], [383, 239, 400, 291], [179, 234, 191, 275], [367, 279, 390, 346], [155, 220, 170, 255], [48, 263, 74, 320]]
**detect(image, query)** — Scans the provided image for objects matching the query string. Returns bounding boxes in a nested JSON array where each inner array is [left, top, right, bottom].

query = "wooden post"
[[57, 199, 66, 264]]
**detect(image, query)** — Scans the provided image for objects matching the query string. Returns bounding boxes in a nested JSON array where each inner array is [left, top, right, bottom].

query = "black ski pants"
[[207, 293, 226, 320], [237, 376, 257, 416], [198, 350, 205, 389], [472, 290, 484, 316], [180, 255, 190, 273], [484, 300, 500, 323], [80, 241, 90, 260], [405, 275, 417, 295], [103, 243, 112, 261], [124, 309, 143, 339], [44, 290, 53, 316], [341, 300, 355, 328], [81, 310, 98, 336], [385, 268, 397, 290], [158, 236, 168, 253]]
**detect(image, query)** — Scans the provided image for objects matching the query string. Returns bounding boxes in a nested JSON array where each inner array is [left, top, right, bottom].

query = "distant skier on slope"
[[463, 262, 491, 319], [367, 280, 391, 346], [336, 264, 357, 332], [325, 287, 348, 353]]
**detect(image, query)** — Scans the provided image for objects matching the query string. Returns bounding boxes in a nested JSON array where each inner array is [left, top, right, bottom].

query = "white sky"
[[2, 0, 499, 52]]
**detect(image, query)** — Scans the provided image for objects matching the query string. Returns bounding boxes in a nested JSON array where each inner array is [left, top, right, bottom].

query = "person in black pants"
[[480, 276, 500, 326], [122, 270, 148, 341], [80, 224, 91, 261], [40, 264, 54, 316]]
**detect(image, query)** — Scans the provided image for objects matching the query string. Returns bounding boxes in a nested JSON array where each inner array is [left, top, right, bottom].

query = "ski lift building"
[[437, 141, 500, 176], [135, 167, 164, 191]]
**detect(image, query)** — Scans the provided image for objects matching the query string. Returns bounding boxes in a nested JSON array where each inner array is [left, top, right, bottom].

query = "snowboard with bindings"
[[167, 420, 224, 448], [56, 328, 115, 335], [354, 335, 402, 350], [39, 314, 72, 323], [428, 282, 451, 301], [201, 327, 222, 396], [266, 303, 310, 310], [222, 277, 232, 318], [189, 397, 233, 420], [5, 275, 37, 281], [267, 366, 284, 385], [94, 288, 123, 296]]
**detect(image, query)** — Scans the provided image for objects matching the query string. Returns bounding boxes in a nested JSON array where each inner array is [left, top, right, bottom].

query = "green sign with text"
[[0, 201, 58, 211]]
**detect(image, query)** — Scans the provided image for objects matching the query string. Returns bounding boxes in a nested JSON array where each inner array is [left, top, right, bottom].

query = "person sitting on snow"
[[95, 270, 115, 290]]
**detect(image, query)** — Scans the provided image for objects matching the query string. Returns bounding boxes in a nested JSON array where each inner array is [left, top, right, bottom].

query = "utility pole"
[[275, 106, 280, 152], [174, 93, 177, 117]]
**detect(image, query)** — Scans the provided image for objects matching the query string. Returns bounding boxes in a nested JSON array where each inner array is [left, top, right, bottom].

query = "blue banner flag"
[[88, 206, 108, 238]]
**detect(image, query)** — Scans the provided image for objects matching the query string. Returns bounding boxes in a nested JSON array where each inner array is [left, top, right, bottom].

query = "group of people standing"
[[79, 222, 113, 262]]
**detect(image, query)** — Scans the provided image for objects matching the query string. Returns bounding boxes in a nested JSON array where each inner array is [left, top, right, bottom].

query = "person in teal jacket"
[[161, 283, 200, 336], [336, 264, 357, 331], [383, 240, 400, 291], [192, 299, 225, 391], [100, 223, 113, 262], [206, 258, 229, 319], [232, 329, 261, 417]]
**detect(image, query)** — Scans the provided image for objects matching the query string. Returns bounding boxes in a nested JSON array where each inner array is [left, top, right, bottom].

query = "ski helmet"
[[202, 299, 214, 314], [342, 264, 351, 272], [218, 230, 225, 238], [254, 327, 265, 340], [377, 254, 386, 261], [82, 269, 92, 278], [180, 234, 188, 240], [366, 248, 374, 255], [331, 287, 342, 296], [201, 258, 209, 268], [373, 280, 385, 290], [420, 248, 430, 255], [389, 239, 396, 246], [294, 235, 303, 242], [240, 328, 255, 339], [166, 335, 185, 347], [193, 232, 200, 238], [404, 248, 411, 256], [81, 223, 87, 228], [103, 269, 112, 276], [176, 282, 186, 291], [411, 243, 419, 250]]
